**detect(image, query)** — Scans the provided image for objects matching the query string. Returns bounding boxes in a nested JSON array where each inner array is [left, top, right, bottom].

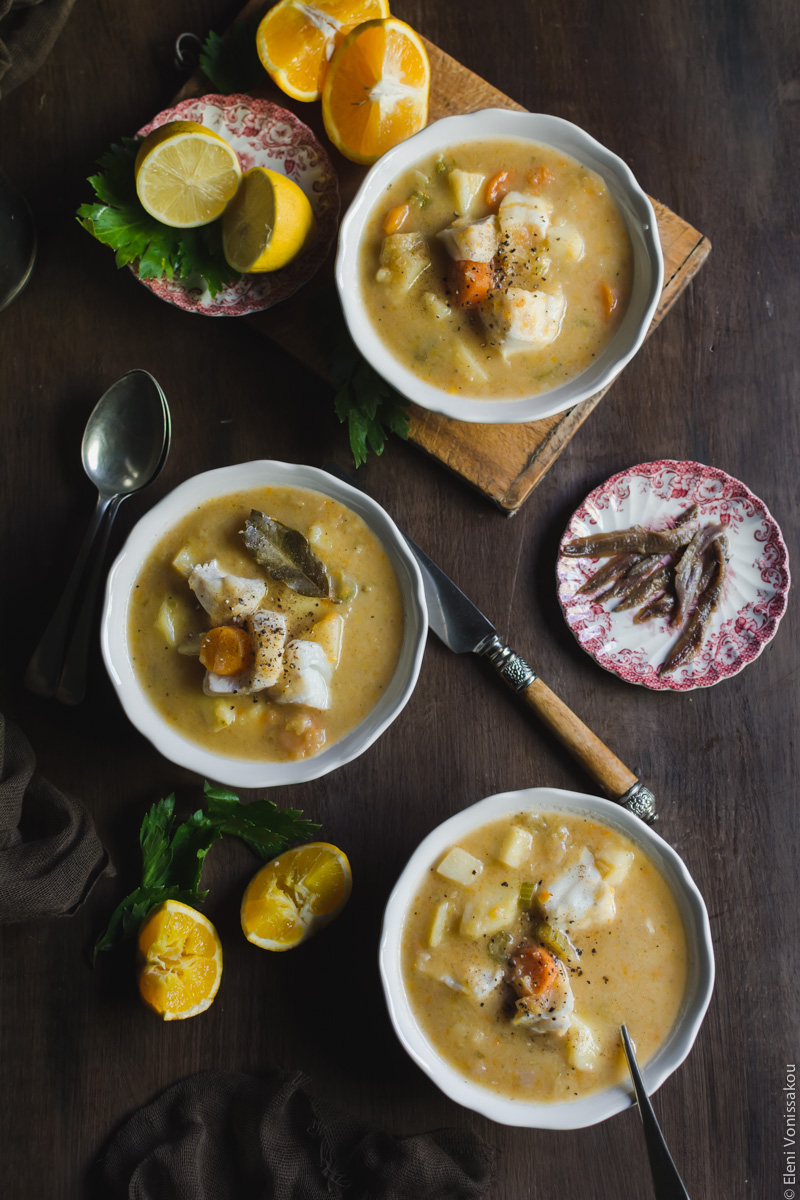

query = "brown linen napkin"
[[0, 712, 109, 922], [100, 1070, 497, 1199], [0, 0, 77, 98]]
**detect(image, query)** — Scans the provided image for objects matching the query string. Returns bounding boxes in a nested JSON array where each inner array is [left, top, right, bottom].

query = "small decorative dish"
[[135, 94, 339, 316], [557, 459, 790, 691], [379, 785, 714, 1129], [336, 108, 663, 424], [101, 461, 427, 787]]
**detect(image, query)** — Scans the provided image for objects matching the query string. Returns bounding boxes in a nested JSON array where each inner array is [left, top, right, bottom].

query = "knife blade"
[[323, 464, 656, 822]]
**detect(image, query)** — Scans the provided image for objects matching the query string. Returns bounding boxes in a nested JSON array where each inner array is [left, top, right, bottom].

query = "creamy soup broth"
[[129, 487, 405, 761], [360, 138, 633, 399], [401, 812, 688, 1103]]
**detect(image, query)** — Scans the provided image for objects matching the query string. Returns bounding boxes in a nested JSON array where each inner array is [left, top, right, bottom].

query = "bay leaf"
[[241, 510, 332, 599]]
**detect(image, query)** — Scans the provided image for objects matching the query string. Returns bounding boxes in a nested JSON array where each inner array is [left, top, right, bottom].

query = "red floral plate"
[[556, 460, 790, 691], [135, 94, 339, 316]]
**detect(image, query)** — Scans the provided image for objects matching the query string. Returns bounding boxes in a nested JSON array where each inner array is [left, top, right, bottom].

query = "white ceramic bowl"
[[101, 461, 427, 787], [379, 786, 714, 1129], [336, 109, 664, 424]]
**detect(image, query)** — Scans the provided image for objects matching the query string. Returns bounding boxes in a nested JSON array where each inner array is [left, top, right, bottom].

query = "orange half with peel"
[[241, 842, 352, 951], [321, 17, 430, 164], [137, 900, 223, 1021], [256, 0, 391, 103]]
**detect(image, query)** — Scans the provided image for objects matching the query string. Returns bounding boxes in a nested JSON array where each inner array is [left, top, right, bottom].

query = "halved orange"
[[321, 17, 430, 164], [241, 842, 352, 950], [256, 0, 390, 103], [137, 900, 223, 1020]]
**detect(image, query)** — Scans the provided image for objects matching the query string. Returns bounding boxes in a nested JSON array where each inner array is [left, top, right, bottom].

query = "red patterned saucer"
[[556, 460, 790, 691], [135, 94, 339, 316]]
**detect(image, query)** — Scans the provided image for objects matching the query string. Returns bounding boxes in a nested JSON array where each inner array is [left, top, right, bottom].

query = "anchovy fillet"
[[563, 525, 695, 557], [660, 535, 728, 675]]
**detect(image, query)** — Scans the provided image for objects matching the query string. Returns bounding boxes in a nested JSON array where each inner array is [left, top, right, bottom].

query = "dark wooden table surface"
[[1, 1, 798, 1196]]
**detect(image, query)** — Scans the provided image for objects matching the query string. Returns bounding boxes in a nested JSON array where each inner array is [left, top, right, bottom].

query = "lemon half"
[[134, 120, 242, 228], [221, 166, 317, 273]]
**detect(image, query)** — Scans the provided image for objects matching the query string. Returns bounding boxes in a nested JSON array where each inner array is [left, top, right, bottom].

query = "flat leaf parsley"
[[93, 782, 319, 961], [77, 138, 240, 297], [199, 18, 265, 94], [315, 292, 410, 467]]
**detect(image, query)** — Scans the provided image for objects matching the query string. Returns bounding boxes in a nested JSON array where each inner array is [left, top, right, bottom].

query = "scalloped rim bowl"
[[336, 109, 664, 424], [379, 786, 714, 1129], [101, 461, 427, 787]]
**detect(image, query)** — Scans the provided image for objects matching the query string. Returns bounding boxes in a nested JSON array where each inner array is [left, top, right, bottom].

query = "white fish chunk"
[[188, 559, 266, 625], [539, 847, 616, 931], [513, 958, 575, 1035], [437, 215, 499, 263], [203, 609, 286, 696], [498, 191, 552, 246], [482, 285, 566, 351], [273, 639, 334, 710], [414, 952, 504, 1001]]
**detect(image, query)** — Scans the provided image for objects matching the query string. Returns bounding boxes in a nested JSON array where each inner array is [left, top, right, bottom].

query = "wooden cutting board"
[[178, 8, 710, 512]]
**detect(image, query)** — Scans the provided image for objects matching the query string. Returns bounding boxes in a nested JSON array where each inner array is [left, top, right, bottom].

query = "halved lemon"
[[256, 0, 391, 103], [321, 17, 430, 165], [136, 900, 223, 1020], [134, 120, 242, 228], [221, 166, 317, 273], [241, 842, 352, 950]]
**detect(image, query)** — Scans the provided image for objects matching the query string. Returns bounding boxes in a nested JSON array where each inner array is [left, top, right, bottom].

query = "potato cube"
[[153, 595, 192, 647], [172, 545, 199, 578], [310, 612, 344, 666], [565, 1019, 601, 1071], [452, 342, 487, 383], [497, 825, 533, 868], [436, 847, 483, 885], [378, 232, 430, 292], [460, 888, 518, 938], [548, 221, 585, 262], [209, 700, 236, 731], [448, 168, 485, 216], [422, 291, 451, 320], [595, 847, 634, 886], [428, 901, 450, 948]]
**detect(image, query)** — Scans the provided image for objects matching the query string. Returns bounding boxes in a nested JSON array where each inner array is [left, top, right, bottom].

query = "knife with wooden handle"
[[324, 464, 657, 822]]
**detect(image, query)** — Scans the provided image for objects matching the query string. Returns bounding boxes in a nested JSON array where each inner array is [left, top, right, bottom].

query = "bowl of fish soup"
[[336, 109, 663, 424], [379, 786, 714, 1129], [101, 461, 427, 787]]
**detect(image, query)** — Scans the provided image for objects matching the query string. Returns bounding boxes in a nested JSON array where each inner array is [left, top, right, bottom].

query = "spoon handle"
[[55, 495, 124, 706], [620, 1025, 691, 1200], [24, 494, 114, 698]]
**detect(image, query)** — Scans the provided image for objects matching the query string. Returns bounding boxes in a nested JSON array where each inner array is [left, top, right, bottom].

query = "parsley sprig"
[[76, 138, 240, 298], [199, 18, 265, 94], [314, 291, 410, 467], [93, 781, 319, 961]]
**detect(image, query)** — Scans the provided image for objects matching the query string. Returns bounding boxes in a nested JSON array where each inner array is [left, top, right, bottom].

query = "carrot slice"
[[448, 259, 497, 308], [526, 165, 555, 189], [199, 626, 253, 675], [484, 170, 512, 208], [510, 945, 559, 997], [599, 281, 620, 318], [383, 203, 409, 234]]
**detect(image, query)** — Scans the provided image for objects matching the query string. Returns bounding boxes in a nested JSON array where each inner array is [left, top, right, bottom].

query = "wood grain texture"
[[0, 1, 798, 1199], [522, 677, 638, 798], [176, 9, 711, 511]]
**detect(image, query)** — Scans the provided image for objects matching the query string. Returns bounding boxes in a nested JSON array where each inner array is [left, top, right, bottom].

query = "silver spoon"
[[25, 370, 171, 704], [620, 1025, 691, 1200]]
